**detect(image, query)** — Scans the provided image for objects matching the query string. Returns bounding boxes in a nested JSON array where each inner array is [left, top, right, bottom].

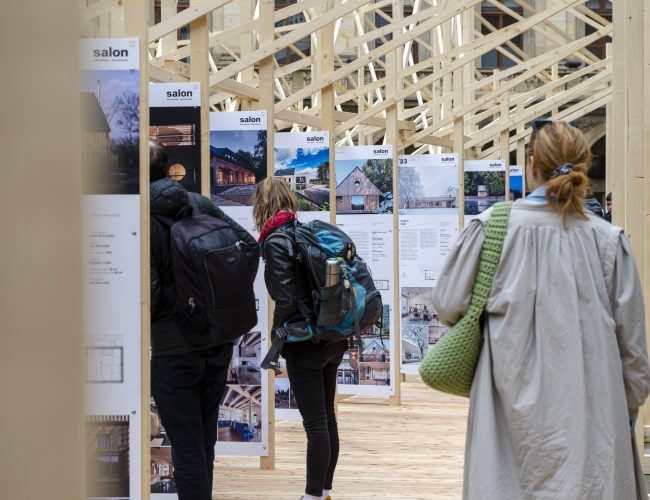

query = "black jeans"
[[151, 343, 233, 500], [283, 340, 348, 496]]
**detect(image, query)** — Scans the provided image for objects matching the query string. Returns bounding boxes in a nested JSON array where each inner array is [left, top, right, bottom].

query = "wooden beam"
[[210, 0, 370, 87], [402, 26, 611, 149], [149, 0, 234, 41]]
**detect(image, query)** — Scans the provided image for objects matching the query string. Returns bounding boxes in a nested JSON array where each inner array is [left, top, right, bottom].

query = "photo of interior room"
[[227, 331, 261, 386], [217, 385, 262, 443], [400, 287, 436, 326]]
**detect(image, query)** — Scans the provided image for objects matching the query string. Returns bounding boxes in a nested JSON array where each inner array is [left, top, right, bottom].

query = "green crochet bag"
[[419, 201, 512, 397]]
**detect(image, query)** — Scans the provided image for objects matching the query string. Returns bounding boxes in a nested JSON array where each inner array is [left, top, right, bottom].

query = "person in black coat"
[[254, 177, 344, 500], [149, 140, 259, 500]]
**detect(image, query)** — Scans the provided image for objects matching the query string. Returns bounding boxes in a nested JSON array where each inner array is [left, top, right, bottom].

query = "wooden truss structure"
[[82, 0, 612, 161]]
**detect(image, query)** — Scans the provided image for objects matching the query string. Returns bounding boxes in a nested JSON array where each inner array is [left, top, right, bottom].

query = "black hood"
[[150, 178, 190, 217]]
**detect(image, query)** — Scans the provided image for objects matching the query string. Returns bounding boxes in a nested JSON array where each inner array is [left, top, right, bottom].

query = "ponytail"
[[530, 122, 592, 227]]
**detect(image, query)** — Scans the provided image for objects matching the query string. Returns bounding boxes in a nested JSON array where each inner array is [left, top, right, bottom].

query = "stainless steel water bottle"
[[325, 258, 340, 287]]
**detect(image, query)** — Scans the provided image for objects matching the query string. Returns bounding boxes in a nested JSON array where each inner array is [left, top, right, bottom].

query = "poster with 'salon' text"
[[80, 37, 142, 500]]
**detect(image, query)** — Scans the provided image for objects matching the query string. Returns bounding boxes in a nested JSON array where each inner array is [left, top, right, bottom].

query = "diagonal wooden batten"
[[400, 23, 611, 149]]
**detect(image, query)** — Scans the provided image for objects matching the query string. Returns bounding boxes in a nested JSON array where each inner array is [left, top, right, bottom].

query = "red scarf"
[[258, 210, 296, 245]]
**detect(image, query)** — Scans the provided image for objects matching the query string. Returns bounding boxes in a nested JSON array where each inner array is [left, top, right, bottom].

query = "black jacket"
[[150, 178, 260, 356], [261, 222, 314, 330]]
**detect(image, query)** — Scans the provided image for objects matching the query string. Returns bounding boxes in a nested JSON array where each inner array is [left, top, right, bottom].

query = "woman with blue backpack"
[[254, 177, 347, 500]]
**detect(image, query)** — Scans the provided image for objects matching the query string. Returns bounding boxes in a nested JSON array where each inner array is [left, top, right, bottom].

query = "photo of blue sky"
[[274, 147, 329, 179], [336, 159, 366, 185]]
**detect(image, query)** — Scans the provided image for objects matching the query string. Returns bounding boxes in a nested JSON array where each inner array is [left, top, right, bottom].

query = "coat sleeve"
[[193, 194, 261, 278], [432, 219, 486, 326], [608, 232, 650, 419], [263, 238, 299, 329]]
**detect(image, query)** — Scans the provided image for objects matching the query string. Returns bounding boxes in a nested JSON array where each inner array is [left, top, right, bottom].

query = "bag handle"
[[464, 201, 513, 319]]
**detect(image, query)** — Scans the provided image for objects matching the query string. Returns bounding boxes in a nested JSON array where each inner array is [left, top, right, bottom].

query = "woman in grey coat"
[[434, 121, 650, 499]]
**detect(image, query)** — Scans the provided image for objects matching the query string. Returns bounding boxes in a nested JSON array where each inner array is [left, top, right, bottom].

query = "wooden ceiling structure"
[[82, 0, 613, 159]]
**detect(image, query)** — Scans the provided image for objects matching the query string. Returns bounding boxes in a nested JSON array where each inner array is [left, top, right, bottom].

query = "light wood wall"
[[2, 1, 84, 499]]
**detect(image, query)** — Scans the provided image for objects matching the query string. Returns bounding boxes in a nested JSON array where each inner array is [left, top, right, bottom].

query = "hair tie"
[[553, 163, 574, 176]]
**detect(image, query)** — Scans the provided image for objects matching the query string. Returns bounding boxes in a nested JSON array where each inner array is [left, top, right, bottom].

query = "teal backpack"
[[260, 220, 383, 369]]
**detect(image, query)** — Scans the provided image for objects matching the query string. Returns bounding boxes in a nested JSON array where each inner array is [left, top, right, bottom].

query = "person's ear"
[[528, 156, 537, 179]]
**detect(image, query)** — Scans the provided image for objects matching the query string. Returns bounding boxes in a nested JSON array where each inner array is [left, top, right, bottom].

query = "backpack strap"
[[262, 231, 295, 259]]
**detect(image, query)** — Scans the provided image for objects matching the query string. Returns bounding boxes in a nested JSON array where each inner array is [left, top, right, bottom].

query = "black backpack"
[[261, 220, 383, 369], [154, 198, 257, 345]]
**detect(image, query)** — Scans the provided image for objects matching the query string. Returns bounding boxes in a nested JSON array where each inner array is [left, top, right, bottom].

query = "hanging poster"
[[397, 154, 459, 374], [149, 82, 201, 193], [210, 111, 268, 209], [334, 145, 395, 396], [80, 37, 142, 500], [272, 131, 331, 417], [80, 38, 140, 195], [464, 159, 506, 224], [274, 131, 330, 223], [510, 164, 523, 200], [205, 111, 270, 455]]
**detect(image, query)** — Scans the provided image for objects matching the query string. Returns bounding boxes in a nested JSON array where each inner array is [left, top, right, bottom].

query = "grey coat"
[[433, 199, 650, 500]]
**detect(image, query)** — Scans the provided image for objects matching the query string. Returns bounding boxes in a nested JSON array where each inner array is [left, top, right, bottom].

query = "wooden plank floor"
[[213, 381, 468, 499]]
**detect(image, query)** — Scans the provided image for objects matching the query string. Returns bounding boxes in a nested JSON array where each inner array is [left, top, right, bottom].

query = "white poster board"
[[80, 37, 142, 500], [272, 132, 331, 418], [149, 82, 202, 193], [510, 164, 524, 200], [335, 146, 395, 396], [397, 154, 459, 374], [209, 111, 270, 455], [463, 159, 506, 225]]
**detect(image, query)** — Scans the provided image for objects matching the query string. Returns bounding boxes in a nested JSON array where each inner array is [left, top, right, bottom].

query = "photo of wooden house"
[[218, 385, 262, 443], [81, 92, 117, 193], [359, 339, 390, 385], [336, 167, 382, 214]]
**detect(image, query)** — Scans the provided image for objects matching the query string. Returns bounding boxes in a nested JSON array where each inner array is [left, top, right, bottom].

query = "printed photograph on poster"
[[86, 415, 130, 499], [150, 401, 177, 494], [510, 165, 523, 200], [464, 160, 506, 215], [398, 154, 459, 214], [81, 68, 140, 195], [335, 146, 393, 214], [400, 287, 436, 326], [401, 308, 448, 365], [338, 305, 391, 387], [218, 385, 262, 443], [275, 377, 298, 410], [210, 111, 268, 206], [274, 132, 330, 211], [150, 447, 177, 494], [227, 331, 261, 386], [150, 82, 201, 193]]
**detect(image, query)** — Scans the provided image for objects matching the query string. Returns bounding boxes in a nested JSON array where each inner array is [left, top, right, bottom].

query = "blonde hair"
[[529, 121, 592, 226], [252, 177, 298, 231]]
